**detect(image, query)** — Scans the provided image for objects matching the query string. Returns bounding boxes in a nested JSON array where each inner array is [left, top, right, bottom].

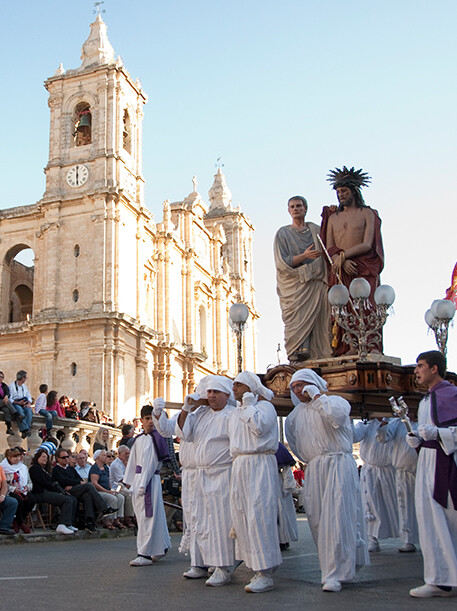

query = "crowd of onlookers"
[[0, 369, 118, 441], [0, 436, 183, 536], [0, 369, 183, 537]]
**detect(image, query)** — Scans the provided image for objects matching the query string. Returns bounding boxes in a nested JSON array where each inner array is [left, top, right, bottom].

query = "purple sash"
[[419, 381, 457, 510], [144, 469, 161, 517], [421, 440, 457, 510]]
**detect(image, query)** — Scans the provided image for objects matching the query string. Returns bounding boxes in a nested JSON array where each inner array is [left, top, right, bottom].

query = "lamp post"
[[328, 279, 395, 361], [424, 299, 456, 356], [229, 303, 249, 374]]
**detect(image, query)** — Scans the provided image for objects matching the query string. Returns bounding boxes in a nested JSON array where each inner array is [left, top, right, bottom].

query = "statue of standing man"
[[274, 196, 332, 362], [322, 167, 384, 355]]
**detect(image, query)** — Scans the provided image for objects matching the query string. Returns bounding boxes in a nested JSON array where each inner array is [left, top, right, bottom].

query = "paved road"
[[0, 517, 455, 610]]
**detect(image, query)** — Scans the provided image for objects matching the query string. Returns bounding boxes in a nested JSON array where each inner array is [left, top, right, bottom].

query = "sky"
[[1, 0, 456, 372]]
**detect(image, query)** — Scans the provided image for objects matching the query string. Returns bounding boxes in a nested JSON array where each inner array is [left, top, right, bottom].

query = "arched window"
[[123, 109, 132, 154], [4, 247, 34, 324], [73, 102, 92, 146]]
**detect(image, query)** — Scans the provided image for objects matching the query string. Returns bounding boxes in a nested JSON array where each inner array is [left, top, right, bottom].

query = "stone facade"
[[0, 16, 258, 423]]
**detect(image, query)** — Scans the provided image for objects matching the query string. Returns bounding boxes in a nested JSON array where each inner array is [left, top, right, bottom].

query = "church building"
[[0, 16, 258, 422]]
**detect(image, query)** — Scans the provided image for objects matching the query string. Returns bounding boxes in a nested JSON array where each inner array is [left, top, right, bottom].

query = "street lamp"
[[328, 279, 395, 361], [424, 298, 455, 356], [229, 302, 249, 373]]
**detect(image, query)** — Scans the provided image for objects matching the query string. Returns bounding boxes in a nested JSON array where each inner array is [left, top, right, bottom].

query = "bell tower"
[[43, 14, 147, 204]]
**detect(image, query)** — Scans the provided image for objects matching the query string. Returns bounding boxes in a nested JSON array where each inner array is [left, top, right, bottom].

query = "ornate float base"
[[261, 355, 456, 419]]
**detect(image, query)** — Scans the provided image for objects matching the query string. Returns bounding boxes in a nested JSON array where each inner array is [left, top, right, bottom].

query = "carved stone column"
[[27, 420, 43, 453], [60, 424, 79, 452]]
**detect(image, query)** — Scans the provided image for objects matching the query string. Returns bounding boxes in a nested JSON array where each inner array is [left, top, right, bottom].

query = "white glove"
[[153, 397, 165, 416], [405, 434, 421, 448], [304, 385, 321, 400], [241, 392, 256, 408], [183, 392, 200, 412], [418, 424, 438, 441], [138, 487, 145, 497]]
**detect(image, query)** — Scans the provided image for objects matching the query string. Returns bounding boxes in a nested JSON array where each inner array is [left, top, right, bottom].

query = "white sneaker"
[[68, 526, 78, 532], [56, 524, 75, 535], [130, 556, 153, 566], [368, 537, 380, 552], [409, 584, 453, 598], [322, 580, 342, 592], [245, 573, 274, 593], [205, 568, 231, 587], [183, 566, 208, 579], [398, 543, 416, 553]]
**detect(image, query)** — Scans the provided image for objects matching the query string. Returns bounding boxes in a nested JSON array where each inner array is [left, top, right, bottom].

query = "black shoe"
[[0, 528, 16, 536], [6, 427, 14, 435], [102, 507, 116, 518], [85, 522, 98, 533], [21, 430, 29, 439]]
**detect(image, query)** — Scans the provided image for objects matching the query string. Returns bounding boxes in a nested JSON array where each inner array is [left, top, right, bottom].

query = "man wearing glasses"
[[52, 447, 115, 532]]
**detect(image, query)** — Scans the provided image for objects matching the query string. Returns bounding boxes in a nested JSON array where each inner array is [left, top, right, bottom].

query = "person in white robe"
[[406, 350, 457, 598], [276, 444, 298, 549], [353, 418, 399, 552], [285, 369, 369, 593], [152, 399, 197, 557], [229, 371, 282, 593], [124, 404, 171, 566], [177, 375, 235, 587], [376, 417, 418, 552]]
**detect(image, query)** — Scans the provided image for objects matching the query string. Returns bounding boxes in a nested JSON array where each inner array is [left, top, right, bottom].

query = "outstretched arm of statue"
[[291, 245, 321, 268]]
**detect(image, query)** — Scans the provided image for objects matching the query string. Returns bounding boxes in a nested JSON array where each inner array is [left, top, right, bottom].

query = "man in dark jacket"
[[52, 447, 115, 532]]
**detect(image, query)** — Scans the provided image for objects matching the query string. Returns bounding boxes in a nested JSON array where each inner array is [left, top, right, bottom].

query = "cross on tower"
[[93, 1, 106, 15]]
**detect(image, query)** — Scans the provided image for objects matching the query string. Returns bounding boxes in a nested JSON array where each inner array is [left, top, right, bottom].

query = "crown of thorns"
[[327, 166, 371, 190]]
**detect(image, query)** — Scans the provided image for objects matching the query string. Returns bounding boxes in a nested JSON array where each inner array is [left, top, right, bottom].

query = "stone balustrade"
[[0, 413, 122, 456]]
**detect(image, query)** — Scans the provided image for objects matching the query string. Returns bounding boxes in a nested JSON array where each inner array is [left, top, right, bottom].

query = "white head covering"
[[234, 371, 274, 401], [195, 375, 235, 406], [289, 369, 328, 406]]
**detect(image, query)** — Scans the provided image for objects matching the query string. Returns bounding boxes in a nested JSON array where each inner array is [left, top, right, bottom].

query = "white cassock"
[[123, 434, 171, 558], [153, 410, 197, 555], [286, 395, 369, 584], [353, 419, 399, 539], [278, 465, 298, 545], [415, 396, 457, 586], [228, 398, 282, 571], [180, 405, 235, 568], [376, 418, 418, 546]]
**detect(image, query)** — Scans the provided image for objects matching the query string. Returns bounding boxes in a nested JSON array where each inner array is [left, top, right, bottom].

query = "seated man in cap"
[[285, 369, 369, 593], [229, 371, 282, 593], [177, 375, 235, 587]]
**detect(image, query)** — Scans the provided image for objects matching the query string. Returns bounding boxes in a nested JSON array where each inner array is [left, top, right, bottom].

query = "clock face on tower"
[[66, 164, 89, 187]]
